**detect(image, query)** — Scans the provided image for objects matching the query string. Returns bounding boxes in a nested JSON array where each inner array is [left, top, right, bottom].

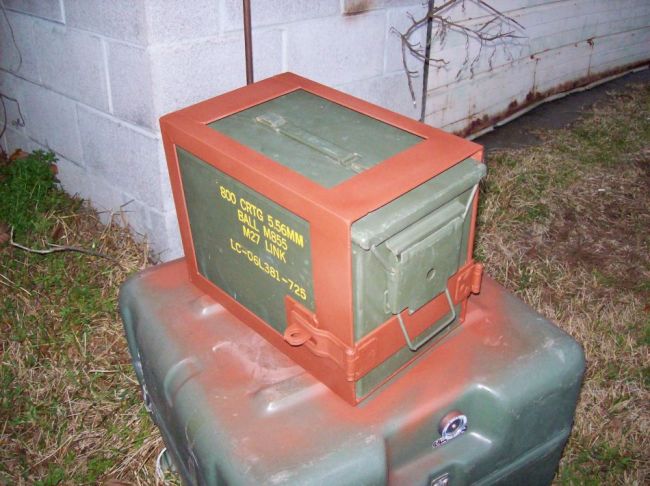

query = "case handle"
[[397, 286, 456, 351], [255, 113, 364, 172]]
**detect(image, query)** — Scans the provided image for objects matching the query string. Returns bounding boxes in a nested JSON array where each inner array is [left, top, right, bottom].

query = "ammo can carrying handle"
[[397, 286, 456, 352], [255, 113, 365, 173]]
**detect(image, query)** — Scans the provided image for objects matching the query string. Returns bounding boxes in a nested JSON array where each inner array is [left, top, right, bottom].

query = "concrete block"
[[428, 0, 512, 24], [412, 0, 539, 36], [4, 0, 63, 23], [337, 72, 420, 120], [425, 14, 649, 135], [385, 4, 428, 75], [422, 88, 453, 128], [64, 0, 147, 44], [343, 0, 544, 16], [1, 73, 35, 149], [440, 118, 468, 135], [107, 42, 155, 128], [597, 6, 650, 38], [472, 60, 534, 111], [253, 29, 284, 81], [147, 208, 183, 262], [526, 3, 621, 53], [55, 156, 92, 200], [150, 29, 283, 118], [591, 25, 650, 53], [3, 126, 45, 154], [589, 28, 650, 73], [591, 47, 650, 75], [0, 71, 27, 132], [484, 0, 550, 14], [118, 199, 149, 241], [33, 22, 109, 111], [149, 36, 242, 117], [424, 79, 478, 128], [77, 106, 164, 208], [286, 12, 386, 86], [425, 58, 535, 127], [388, 2, 530, 85], [530, 28, 584, 54], [0, 11, 41, 81], [0, 64, 21, 91], [516, 0, 611, 45], [222, 0, 339, 31], [144, 0, 219, 44], [424, 34, 529, 91], [508, 2, 575, 50], [342, 1, 419, 15], [156, 149, 176, 212], [533, 43, 592, 93], [88, 174, 131, 212], [20, 81, 83, 162], [474, 64, 534, 121]]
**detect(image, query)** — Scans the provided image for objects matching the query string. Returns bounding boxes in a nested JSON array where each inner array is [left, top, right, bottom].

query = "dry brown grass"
[[0, 199, 164, 484], [477, 83, 650, 484]]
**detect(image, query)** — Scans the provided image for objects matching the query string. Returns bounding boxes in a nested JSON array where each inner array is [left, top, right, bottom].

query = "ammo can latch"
[[283, 262, 484, 381]]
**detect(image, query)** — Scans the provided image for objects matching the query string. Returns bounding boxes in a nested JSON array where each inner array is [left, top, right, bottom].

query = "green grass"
[[0, 151, 79, 243], [0, 151, 158, 484]]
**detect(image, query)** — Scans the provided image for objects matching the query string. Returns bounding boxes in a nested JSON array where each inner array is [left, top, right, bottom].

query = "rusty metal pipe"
[[243, 0, 254, 84], [419, 0, 434, 122]]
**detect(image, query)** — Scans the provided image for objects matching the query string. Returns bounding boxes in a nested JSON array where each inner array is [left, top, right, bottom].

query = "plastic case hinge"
[[283, 296, 377, 381]]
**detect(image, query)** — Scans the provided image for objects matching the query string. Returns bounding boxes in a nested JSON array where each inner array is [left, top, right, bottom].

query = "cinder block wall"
[[1, 0, 648, 260], [421, 0, 650, 133]]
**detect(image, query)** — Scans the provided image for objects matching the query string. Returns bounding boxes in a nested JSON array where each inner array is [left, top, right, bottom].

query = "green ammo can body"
[[173, 88, 486, 401]]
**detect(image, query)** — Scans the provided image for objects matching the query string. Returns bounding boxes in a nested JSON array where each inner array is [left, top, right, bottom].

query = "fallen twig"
[[9, 226, 123, 266]]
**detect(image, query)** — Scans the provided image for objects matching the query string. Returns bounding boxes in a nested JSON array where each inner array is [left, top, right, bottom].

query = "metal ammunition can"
[[161, 73, 485, 404]]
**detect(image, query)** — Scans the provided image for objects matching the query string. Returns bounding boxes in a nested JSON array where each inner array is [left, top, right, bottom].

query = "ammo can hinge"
[[283, 262, 484, 382]]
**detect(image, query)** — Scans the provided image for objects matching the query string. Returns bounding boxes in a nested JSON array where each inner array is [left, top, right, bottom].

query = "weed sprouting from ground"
[[0, 151, 160, 484], [477, 83, 649, 484], [0, 151, 78, 244]]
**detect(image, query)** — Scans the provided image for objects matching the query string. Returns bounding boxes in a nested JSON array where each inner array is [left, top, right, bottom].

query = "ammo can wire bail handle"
[[397, 287, 456, 352], [397, 182, 479, 352]]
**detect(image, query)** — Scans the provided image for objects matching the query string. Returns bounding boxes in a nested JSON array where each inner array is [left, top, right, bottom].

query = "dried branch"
[[0, 93, 26, 140], [392, 0, 526, 105], [9, 226, 123, 266]]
